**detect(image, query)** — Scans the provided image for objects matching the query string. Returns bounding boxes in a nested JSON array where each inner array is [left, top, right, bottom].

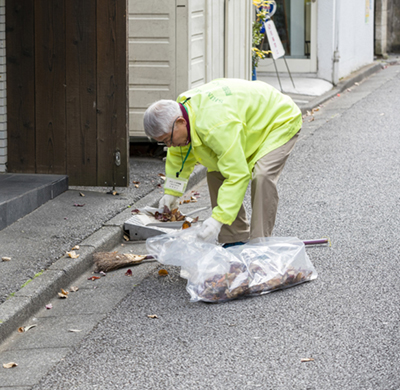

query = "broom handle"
[[144, 238, 328, 259], [303, 238, 329, 246]]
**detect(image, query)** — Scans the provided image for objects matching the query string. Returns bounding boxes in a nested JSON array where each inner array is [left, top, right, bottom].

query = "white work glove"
[[159, 194, 179, 210], [197, 217, 223, 242]]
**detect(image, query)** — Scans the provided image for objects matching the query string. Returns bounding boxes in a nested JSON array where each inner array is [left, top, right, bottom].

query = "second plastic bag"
[[146, 225, 318, 303]]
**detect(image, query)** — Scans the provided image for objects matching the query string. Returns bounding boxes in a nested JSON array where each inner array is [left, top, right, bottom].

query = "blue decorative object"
[[252, 67, 257, 80]]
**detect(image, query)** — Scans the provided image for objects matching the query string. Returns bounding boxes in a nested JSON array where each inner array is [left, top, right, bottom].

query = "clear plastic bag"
[[146, 226, 318, 303]]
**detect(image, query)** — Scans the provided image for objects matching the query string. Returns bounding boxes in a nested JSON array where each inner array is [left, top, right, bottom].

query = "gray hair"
[[143, 99, 181, 139]]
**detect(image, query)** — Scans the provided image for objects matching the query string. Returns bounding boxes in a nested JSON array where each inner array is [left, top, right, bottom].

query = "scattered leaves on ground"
[[18, 324, 37, 333], [88, 276, 100, 281], [125, 269, 133, 276], [158, 173, 166, 181], [131, 208, 140, 214], [73, 203, 85, 207], [79, 192, 85, 197], [70, 286, 79, 292], [45, 304, 53, 310], [3, 362, 18, 368], [158, 269, 169, 276], [58, 288, 69, 299], [72, 245, 80, 250], [147, 315, 158, 319], [123, 234, 130, 241], [66, 251, 79, 259]]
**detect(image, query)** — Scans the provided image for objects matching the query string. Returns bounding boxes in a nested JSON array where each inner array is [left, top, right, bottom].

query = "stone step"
[[0, 173, 68, 231]]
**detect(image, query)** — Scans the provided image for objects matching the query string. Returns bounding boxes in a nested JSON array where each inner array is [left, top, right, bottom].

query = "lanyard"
[[175, 96, 192, 178], [176, 144, 192, 178]]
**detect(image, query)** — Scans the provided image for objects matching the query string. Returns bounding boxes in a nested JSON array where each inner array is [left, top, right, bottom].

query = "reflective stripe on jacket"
[[165, 78, 302, 225]]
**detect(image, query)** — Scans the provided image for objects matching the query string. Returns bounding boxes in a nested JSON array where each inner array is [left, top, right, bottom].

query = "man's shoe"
[[222, 241, 246, 249]]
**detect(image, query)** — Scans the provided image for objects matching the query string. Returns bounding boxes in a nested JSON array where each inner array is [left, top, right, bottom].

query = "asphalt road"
[[5, 64, 400, 389]]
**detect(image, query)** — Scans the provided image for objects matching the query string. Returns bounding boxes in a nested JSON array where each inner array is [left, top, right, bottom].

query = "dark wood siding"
[[6, 0, 128, 186]]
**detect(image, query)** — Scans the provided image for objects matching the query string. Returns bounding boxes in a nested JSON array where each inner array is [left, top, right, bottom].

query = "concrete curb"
[[0, 165, 207, 343], [300, 62, 384, 114]]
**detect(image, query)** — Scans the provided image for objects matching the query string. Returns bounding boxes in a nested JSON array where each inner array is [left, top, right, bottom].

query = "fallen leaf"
[[308, 117, 315, 122], [58, 288, 69, 299], [88, 276, 100, 281], [158, 173, 166, 180], [66, 251, 79, 259], [100, 271, 107, 276], [182, 221, 192, 230], [158, 269, 169, 276], [2, 257, 11, 261], [3, 362, 17, 368], [131, 209, 140, 214], [70, 286, 79, 292], [18, 324, 37, 333], [147, 315, 158, 319], [183, 200, 190, 204], [134, 184, 139, 188], [125, 269, 133, 276], [45, 304, 53, 310], [79, 192, 85, 197], [72, 245, 80, 250], [132, 181, 140, 184], [301, 358, 315, 362], [68, 329, 82, 333], [73, 203, 85, 207], [123, 234, 130, 241]]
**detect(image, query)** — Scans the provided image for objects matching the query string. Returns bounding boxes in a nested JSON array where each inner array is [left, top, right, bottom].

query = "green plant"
[[252, 0, 272, 69]]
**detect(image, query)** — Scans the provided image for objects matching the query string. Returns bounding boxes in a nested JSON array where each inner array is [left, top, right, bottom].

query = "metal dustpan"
[[124, 207, 206, 241]]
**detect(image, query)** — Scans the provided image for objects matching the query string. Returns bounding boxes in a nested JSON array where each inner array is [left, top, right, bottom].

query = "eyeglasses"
[[163, 116, 179, 146]]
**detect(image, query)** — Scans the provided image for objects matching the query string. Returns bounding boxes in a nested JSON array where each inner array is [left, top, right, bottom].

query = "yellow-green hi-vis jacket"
[[165, 78, 302, 226]]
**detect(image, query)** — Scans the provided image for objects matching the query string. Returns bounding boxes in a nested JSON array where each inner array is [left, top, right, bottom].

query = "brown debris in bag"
[[197, 264, 313, 303]]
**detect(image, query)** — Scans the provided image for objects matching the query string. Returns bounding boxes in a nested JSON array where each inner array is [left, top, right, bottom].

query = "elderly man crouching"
[[143, 78, 302, 247]]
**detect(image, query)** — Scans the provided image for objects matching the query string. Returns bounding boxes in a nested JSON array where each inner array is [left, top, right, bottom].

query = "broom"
[[93, 239, 329, 273], [93, 251, 155, 272]]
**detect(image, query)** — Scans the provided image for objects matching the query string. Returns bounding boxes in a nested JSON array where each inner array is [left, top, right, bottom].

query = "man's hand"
[[159, 194, 179, 210], [197, 217, 223, 242]]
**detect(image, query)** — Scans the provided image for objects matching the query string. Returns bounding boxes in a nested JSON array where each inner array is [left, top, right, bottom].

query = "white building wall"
[[0, 0, 6, 172], [318, 0, 374, 83], [317, 1, 335, 82], [337, 0, 374, 79]]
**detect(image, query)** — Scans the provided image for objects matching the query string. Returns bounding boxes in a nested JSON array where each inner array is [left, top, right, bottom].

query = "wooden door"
[[6, 0, 129, 186]]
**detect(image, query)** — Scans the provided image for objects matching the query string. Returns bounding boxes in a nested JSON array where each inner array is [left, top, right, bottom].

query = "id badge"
[[164, 175, 188, 195]]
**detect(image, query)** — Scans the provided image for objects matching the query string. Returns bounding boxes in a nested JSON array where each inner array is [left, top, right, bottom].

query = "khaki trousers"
[[207, 131, 300, 243]]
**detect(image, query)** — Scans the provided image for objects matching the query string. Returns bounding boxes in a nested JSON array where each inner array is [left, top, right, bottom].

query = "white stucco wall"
[[0, 0, 6, 173], [337, 0, 374, 79], [318, 0, 374, 83]]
